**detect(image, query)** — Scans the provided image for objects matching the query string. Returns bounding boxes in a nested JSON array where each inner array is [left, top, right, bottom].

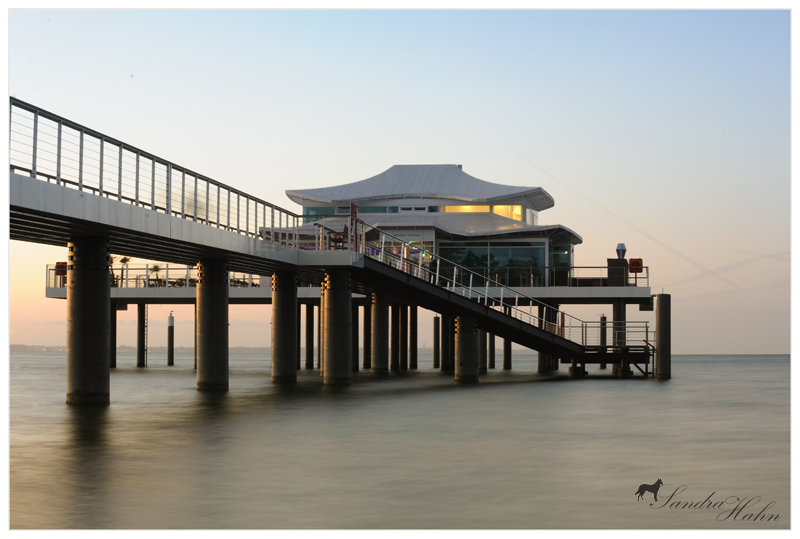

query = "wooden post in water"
[[409, 306, 418, 370], [656, 294, 671, 380], [433, 316, 440, 368]]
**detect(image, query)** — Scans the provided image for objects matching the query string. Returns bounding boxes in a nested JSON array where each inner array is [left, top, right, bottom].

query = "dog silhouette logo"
[[635, 478, 664, 502]]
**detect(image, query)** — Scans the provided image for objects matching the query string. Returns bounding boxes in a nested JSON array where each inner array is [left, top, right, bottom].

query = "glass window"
[[440, 205, 491, 213], [491, 205, 523, 221]]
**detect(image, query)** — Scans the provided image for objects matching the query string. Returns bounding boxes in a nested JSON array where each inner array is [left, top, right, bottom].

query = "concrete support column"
[[599, 315, 607, 369], [613, 300, 631, 378], [66, 236, 110, 405], [400, 304, 408, 371], [271, 271, 298, 383], [362, 302, 372, 370], [137, 303, 146, 368], [370, 292, 389, 374], [488, 333, 496, 369], [296, 300, 302, 371], [440, 315, 451, 372], [317, 283, 325, 376], [110, 303, 117, 369], [656, 294, 671, 380], [390, 303, 400, 372], [196, 258, 229, 392], [305, 303, 315, 370], [433, 316, 440, 368], [478, 329, 487, 374], [193, 302, 197, 370], [409, 306, 418, 370], [448, 317, 456, 372], [503, 306, 512, 370], [351, 300, 359, 372], [167, 311, 174, 366], [322, 268, 352, 386], [538, 304, 559, 373], [455, 315, 479, 383]]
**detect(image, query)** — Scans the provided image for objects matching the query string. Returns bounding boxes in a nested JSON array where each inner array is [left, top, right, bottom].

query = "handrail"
[[10, 98, 301, 246], [318, 215, 650, 349], [46, 264, 263, 289]]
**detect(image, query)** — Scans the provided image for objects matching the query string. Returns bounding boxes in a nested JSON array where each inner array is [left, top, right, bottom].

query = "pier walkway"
[[10, 97, 663, 403]]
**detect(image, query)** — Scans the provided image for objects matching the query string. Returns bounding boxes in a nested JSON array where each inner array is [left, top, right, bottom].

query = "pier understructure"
[[10, 98, 671, 405]]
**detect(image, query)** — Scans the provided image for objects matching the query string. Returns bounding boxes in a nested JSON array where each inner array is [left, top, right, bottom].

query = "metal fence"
[[10, 98, 300, 246], [47, 264, 264, 289]]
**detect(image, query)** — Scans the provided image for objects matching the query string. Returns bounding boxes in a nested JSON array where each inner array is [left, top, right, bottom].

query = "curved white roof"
[[286, 164, 555, 212]]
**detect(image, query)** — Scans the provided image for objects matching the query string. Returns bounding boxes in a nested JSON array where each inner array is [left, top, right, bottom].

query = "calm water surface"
[[10, 351, 789, 529]]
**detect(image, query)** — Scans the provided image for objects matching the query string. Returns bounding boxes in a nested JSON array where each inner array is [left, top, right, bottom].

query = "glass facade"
[[438, 241, 547, 287], [440, 204, 524, 221]]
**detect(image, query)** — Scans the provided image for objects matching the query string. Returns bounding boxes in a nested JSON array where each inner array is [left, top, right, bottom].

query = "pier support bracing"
[[409, 306, 418, 370], [455, 315, 479, 383], [390, 303, 400, 371], [305, 303, 315, 370], [433, 316, 440, 368], [196, 258, 229, 391], [362, 302, 372, 370], [478, 329, 487, 374], [137, 303, 146, 368], [656, 294, 671, 380], [370, 293, 389, 374], [271, 271, 298, 383], [110, 303, 117, 369], [488, 333, 495, 369], [322, 268, 352, 386], [66, 236, 110, 405]]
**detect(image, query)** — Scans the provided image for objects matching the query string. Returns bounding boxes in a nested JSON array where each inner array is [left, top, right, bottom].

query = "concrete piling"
[[599, 314, 607, 369], [137, 303, 146, 368], [390, 303, 400, 371], [656, 294, 671, 380], [110, 303, 117, 369], [478, 329, 487, 374], [271, 271, 298, 383], [196, 258, 229, 392], [305, 303, 315, 370], [488, 333, 495, 369], [432, 316, 440, 368], [362, 302, 372, 370], [370, 292, 389, 374], [322, 268, 352, 386], [400, 304, 408, 371], [409, 306, 418, 370], [351, 301, 359, 372], [440, 315, 451, 372], [66, 236, 110, 405], [167, 311, 174, 366], [455, 315, 479, 383]]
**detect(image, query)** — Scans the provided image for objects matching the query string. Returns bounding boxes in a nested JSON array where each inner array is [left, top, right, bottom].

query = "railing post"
[[181, 170, 186, 219], [186, 265, 190, 287], [125, 264, 129, 288], [145, 264, 150, 288], [468, 273, 473, 299], [117, 143, 123, 201], [150, 159, 156, 210], [78, 129, 84, 190], [165, 264, 169, 288], [56, 120, 62, 185], [31, 110, 38, 177], [98, 137, 104, 196], [134, 152, 140, 204]]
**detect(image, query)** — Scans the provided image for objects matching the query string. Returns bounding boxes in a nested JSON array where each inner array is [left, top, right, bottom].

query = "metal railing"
[[10, 98, 300, 246], [46, 264, 264, 289], [318, 216, 650, 350], [424, 265, 649, 288]]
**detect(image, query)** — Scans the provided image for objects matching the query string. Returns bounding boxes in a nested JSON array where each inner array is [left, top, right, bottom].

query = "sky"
[[4, 9, 791, 354]]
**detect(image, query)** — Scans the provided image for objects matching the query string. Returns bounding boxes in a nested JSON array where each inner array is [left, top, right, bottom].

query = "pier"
[[9, 97, 671, 404]]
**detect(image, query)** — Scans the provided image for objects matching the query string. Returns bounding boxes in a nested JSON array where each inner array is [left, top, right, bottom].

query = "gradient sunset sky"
[[5, 9, 790, 354]]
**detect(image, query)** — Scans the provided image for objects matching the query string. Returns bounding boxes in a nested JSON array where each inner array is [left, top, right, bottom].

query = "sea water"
[[9, 351, 789, 529]]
